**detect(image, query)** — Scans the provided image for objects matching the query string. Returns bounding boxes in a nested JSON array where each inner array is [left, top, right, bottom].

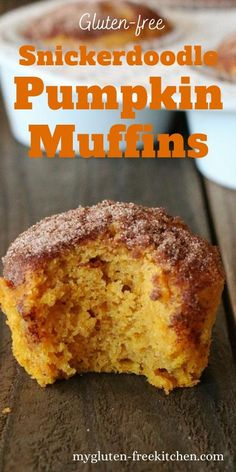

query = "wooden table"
[[0, 2, 236, 471]]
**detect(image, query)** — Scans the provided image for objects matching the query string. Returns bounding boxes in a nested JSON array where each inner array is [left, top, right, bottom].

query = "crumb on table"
[[2, 407, 11, 414]]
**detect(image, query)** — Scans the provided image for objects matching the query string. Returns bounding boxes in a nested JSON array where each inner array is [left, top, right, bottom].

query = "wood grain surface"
[[0, 2, 236, 471]]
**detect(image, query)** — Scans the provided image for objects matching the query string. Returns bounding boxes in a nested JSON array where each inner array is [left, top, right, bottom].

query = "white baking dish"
[[185, 51, 236, 189], [166, 6, 236, 190], [187, 110, 236, 189], [0, 0, 177, 153], [1, 0, 236, 184]]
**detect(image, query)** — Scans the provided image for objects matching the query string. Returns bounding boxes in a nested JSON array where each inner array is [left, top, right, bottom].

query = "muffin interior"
[[0, 237, 201, 393]]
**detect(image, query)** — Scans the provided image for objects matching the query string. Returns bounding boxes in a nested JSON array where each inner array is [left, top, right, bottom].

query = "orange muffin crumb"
[[2, 407, 11, 415]]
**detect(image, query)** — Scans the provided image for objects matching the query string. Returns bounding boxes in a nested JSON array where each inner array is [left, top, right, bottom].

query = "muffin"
[[23, 1, 173, 48], [0, 201, 224, 393], [217, 33, 236, 82]]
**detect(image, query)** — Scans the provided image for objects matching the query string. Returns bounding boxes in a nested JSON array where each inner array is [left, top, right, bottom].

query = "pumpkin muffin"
[[0, 201, 224, 393]]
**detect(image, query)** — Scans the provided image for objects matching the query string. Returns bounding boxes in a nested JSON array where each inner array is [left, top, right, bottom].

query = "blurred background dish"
[[1, 0, 236, 177], [187, 29, 236, 190], [0, 0, 176, 152], [187, 110, 236, 190]]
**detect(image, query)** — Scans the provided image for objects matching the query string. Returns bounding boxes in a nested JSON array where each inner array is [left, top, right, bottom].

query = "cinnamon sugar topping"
[[2, 200, 224, 286]]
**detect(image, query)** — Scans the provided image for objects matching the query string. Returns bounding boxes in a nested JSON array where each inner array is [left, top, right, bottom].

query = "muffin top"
[[2, 200, 224, 287]]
